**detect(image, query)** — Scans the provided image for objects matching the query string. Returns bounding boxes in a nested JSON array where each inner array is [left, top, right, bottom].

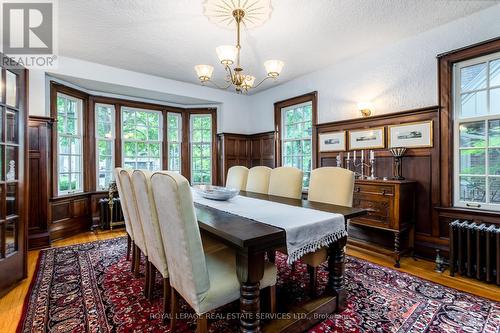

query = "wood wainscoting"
[[316, 107, 441, 258], [218, 132, 275, 186], [28, 116, 51, 248]]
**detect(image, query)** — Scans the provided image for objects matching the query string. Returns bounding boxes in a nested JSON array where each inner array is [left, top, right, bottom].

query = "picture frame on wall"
[[388, 120, 433, 148], [348, 127, 385, 150], [319, 131, 346, 152]]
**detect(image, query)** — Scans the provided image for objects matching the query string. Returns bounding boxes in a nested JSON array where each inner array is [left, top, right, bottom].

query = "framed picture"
[[388, 120, 433, 148], [319, 131, 346, 152], [348, 127, 385, 150]]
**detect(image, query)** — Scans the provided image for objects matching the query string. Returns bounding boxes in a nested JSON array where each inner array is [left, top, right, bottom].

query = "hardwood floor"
[[0, 230, 498, 333]]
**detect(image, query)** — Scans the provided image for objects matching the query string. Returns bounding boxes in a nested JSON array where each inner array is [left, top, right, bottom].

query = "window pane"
[[489, 177, 500, 204], [59, 174, 70, 192], [459, 122, 485, 148], [461, 62, 486, 92], [70, 138, 81, 154], [97, 122, 112, 138], [148, 113, 159, 127], [459, 176, 486, 203], [71, 155, 81, 172], [461, 91, 487, 118], [460, 149, 485, 174], [98, 140, 112, 156], [124, 142, 136, 157], [59, 137, 69, 154], [136, 126, 147, 140], [149, 143, 160, 157], [136, 112, 147, 127], [137, 142, 148, 156], [489, 149, 500, 175], [190, 115, 212, 185], [148, 127, 159, 141], [59, 155, 69, 172], [490, 59, 500, 87], [490, 88, 500, 115], [489, 120, 500, 147]]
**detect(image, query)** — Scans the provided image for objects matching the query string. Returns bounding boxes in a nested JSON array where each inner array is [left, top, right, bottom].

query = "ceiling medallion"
[[195, 0, 284, 93]]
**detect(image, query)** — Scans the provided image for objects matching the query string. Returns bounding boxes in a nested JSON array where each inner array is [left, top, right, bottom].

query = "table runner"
[[192, 191, 346, 264]]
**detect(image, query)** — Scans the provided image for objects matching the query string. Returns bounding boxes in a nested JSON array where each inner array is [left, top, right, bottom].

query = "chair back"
[[308, 167, 355, 207], [226, 166, 249, 190], [151, 171, 210, 312], [268, 166, 303, 199], [246, 166, 272, 194], [114, 167, 134, 240], [119, 169, 147, 256], [132, 170, 168, 276]]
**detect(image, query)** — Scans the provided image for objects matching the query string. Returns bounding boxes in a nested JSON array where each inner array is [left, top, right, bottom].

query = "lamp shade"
[[216, 45, 238, 65], [242, 75, 256, 89], [194, 64, 214, 81], [264, 59, 284, 77]]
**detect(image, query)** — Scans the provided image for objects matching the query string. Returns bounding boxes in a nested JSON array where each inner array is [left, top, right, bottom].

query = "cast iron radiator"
[[449, 220, 499, 285], [99, 197, 125, 230]]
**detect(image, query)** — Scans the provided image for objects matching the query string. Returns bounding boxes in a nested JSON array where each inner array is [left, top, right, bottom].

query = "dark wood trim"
[[438, 37, 500, 208], [274, 91, 318, 168]]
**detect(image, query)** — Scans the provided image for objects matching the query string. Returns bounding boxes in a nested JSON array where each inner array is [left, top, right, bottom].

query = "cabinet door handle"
[[355, 187, 361, 192]]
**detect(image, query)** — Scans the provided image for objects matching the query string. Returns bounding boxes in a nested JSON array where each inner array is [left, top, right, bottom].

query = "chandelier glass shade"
[[195, 0, 283, 93]]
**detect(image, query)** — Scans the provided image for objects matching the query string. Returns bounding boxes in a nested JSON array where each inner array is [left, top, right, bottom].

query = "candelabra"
[[344, 150, 376, 179]]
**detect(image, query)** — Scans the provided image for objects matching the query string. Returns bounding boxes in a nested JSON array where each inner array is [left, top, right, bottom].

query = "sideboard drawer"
[[354, 183, 394, 197], [352, 194, 393, 228]]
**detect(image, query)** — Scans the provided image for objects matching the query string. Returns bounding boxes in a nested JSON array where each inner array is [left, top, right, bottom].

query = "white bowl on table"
[[193, 185, 239, 201]]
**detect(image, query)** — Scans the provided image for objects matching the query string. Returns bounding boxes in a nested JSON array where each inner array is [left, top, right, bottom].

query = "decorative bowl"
[[193, 185, 239, 201]]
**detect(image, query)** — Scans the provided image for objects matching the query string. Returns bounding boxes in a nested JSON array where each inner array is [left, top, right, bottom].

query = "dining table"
[[194, 190, 367, 333]]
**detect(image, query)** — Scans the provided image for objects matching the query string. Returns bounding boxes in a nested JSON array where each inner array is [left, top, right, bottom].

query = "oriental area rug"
[[17, 237, 499, 333]]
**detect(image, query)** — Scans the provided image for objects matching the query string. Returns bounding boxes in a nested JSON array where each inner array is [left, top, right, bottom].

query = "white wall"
[[28, 57, 253, 134], [248, 4, 500, 133]]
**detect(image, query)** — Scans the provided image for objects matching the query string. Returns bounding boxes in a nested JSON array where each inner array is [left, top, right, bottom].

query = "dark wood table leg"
[[327, 236, 347, 312], [236, 248, 265, 333], [394, 231, 401, 268]]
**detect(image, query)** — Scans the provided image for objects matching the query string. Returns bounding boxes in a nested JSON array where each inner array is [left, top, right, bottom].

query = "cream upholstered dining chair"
[[245, 166, 272, 194], [114, 168, 135, 266], [118, 169, 148, 283], [302, 167, 354, 296], [268, 166, 303, 199], [225, 165, 249, 190], [132, 170, 170, 309], [151, 171, 277, 333]]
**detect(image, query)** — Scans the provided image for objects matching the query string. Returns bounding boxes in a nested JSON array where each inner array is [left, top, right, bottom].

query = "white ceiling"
[[58, 0, 497, 94]]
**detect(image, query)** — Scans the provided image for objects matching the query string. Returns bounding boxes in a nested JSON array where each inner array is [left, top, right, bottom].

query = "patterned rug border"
[[16, 236, 500, 333]]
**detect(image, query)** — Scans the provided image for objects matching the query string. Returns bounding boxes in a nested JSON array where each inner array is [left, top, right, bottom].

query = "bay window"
[[190, 114, 213, 184], [121, 107, 162, 170], [453, 52, 500, 211], [56, 93, 84, 195], [95, 103, 116, 190], [167, 112, 182, 173]]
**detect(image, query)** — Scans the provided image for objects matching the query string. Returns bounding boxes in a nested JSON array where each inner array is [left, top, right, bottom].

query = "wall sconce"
[[358, 102, 372, 117]]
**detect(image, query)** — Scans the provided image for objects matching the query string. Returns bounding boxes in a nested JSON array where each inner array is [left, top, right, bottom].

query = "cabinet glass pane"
[[6, 110, 18, 143], [6, 184, 17, 216], [5, 71, 17, 107], [6, 146, 17, 181], [0, 223, 4, 258], [5, 218, 17, 256]]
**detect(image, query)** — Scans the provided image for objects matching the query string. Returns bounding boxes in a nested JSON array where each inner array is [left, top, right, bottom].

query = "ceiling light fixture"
[[195, 0, 284, 93]]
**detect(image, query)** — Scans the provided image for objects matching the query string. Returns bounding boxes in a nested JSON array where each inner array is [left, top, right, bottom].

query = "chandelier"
[[194, 0, 284, 93]]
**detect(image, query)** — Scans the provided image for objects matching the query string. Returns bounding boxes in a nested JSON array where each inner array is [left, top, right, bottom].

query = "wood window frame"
[[274, 91, 318, 169], [438, 37, 500, 209], [50, 82, 217, 198], [50, 83, 90, 198]]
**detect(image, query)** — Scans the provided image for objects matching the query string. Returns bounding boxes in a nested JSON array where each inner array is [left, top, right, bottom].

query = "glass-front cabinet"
[[0, 59, 27, 295]]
